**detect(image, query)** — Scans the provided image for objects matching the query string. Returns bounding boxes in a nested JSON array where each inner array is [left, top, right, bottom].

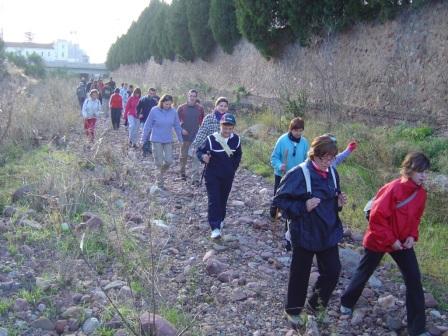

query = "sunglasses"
[[292, 145, 297, 157]]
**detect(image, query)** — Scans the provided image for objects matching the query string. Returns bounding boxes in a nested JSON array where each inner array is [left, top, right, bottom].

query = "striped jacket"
[[191, 111, 225, 149]]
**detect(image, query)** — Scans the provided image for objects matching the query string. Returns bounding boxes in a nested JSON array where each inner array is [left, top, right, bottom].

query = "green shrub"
[[209, 0, 241, 54]]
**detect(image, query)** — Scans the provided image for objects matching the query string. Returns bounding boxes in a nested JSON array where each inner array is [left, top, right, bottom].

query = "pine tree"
[[168, 0, 195, 62], [209, 0, 241, 54], [185, 0, 216, 60]]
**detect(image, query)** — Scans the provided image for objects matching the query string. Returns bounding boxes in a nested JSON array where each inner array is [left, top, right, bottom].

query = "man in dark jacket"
[[273, 135, 347, 328], [137, 88, 159, 156]]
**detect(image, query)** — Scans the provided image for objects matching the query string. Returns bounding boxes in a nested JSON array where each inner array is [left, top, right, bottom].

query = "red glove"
[[347, 140, 357, 152]]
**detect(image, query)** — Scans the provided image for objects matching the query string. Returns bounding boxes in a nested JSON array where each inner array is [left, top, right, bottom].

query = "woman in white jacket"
[[82, 89, 102, 142]]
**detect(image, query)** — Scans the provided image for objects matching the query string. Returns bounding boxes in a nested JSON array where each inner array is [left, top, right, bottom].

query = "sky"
[[0, 0, 152, 63]]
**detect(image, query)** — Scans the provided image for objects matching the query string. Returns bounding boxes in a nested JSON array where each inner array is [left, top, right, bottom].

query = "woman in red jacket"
[[125, 87, 142, 147], [109, 88, 123, 130], [341, 152, 431, 336]]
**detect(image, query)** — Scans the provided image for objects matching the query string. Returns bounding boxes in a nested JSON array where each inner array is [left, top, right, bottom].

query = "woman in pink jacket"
[[125, 87, 142, 147]]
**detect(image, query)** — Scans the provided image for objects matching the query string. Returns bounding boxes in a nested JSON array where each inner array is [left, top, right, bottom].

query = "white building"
[[4, 39, 89, 63]]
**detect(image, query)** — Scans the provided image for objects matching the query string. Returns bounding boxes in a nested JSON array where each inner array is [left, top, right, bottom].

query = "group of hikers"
[[75, 80, 432, 336]]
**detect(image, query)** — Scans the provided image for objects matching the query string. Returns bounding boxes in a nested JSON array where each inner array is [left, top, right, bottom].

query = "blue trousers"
[[205, 173, 234, 230]]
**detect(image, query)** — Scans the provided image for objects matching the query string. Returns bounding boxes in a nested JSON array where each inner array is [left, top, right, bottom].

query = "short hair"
[[149, 88, 156, 92], [400, 152, 430, 177], [308, 135, 338, 161], [215, 97, 229, 106], [114, 88, 120, 93], [289, 117, 304, 131], [133, 87, 141, 96], [158, 94, 173, 108], [188, 89, 198, 96]]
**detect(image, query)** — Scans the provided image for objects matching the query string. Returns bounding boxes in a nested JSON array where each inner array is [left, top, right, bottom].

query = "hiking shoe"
[[181, 173, 187, 181], [220, 221, 224, 229], [285, 312, 306, 328], [417, 332, 432, 336], [340, 305, 353, 316], [210, 229, 221, 239], [270, 205, 278, 219]]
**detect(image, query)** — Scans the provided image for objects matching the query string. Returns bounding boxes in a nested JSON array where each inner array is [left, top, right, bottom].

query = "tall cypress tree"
[[209, 0, 241, 54], [168, 0, 195, 62], [235, 0, 290, 59], [185, 0, 216, 60]]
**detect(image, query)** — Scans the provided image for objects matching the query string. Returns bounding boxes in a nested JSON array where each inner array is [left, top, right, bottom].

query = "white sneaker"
[[210, 229, 221, 239]]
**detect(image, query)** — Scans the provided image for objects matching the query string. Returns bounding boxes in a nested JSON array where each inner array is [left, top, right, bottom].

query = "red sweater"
[[109, 93, 122, 109], [125, 95, 140, 118], [363, 177, 426, 253]]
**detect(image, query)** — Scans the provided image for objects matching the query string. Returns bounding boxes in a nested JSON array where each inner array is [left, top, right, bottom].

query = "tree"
[[168, 0, 195, 62], [25, 53, 46, 78], [235, 0, 291, 59], [185, 0, 216, 60], [209, 0, 241, 54]]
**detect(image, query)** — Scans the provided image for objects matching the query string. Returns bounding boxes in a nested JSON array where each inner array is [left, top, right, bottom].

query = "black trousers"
[[341, 248, 426, 336], [111, 108, 121, 130], [270, 175, 282, 218], [205, 173, 234, 230], [286, 245, 341, 315]]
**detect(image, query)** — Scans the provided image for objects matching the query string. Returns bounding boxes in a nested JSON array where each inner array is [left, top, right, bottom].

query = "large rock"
[[61, 306, 84, 320], [140, 312, 177, 336], [13, 298, 30, 312], [377, 295, 396, 309], [425, 292, 438, 308], [339, 248, 361, 274], [103, 280, 126, 291], [12, 185, 33, 203], [82, 317, 100, 334], [217, 270, 239, 283], [30, 317, 55, 330], [242, 124, 269, 139], [205, 258, 228, 276]]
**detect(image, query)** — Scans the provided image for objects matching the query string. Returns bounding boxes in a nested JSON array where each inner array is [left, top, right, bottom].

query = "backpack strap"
[[298, 161, 311, 194], [329, 166, 339, 195], [397, 190, 418, 209]]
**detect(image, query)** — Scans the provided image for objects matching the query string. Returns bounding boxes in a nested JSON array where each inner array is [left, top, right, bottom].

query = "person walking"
[[340, 152, 431, 336], [125, 87, 142, 147], [141, 94, 183, 188], [190, 97, 229, 186], [138, 88, 159, 156], [177, 89, 205, 180], [81, 89, 102, 143], [76, 81, 87, 109], [270, 117, 309, 218], [273, 135, 347, 329], [109, 88, 123, 130], [197, 113, 242, 239]]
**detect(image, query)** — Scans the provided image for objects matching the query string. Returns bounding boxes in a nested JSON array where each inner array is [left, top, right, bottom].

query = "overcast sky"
[[0, 0, 152, 63]]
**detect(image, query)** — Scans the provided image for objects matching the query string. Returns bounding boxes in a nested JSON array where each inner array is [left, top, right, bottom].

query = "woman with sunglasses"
[[273, 135, 348, 329], [141, 94, 183, 188]]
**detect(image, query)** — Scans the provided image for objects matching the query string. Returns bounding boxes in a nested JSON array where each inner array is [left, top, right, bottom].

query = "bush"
[[282, 90, 308, 119], [6, 52, 46, 78]]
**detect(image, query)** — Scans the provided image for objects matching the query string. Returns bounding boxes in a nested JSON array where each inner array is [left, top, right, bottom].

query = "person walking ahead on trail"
[[81, 89, 102, 143], [273, 135, 347, 329], [138, 88, 159, 156], [141, 94, 183, 189], [109, 88, 123, 130], [125, 87, 142, 147], [190, 97, 230, 186], [177, 89, 205, 181], [76, 81, 87, 109], [270, 117, 309, 218], [197, 113, 242, 240], [340, 152, 431, 336]]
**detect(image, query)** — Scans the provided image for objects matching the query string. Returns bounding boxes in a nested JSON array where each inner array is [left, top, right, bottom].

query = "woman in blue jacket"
[[270, 117, 309, 218], [197, 113, 242, 239], [273, 135, 347, 329]]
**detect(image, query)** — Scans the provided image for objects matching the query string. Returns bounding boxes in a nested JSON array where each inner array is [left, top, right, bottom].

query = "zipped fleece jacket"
[[363, 178, 426, 253], [124, 95, 140, 118], [82, 98, 101, 119], [271, 133, 309, 176], [273, 160, 342, 251]]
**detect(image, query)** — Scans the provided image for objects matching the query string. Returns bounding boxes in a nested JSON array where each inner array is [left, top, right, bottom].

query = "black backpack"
[[76, 84, 87, 99]]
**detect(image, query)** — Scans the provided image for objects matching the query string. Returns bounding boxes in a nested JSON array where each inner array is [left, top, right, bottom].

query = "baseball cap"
[[220, 113, 236, 125]]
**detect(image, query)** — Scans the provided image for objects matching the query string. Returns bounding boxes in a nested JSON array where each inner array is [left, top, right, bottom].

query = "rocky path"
[[0, 115, 447, 336]]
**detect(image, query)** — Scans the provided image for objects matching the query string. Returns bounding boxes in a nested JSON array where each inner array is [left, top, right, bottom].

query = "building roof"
[[5, 42, 54, 49]]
